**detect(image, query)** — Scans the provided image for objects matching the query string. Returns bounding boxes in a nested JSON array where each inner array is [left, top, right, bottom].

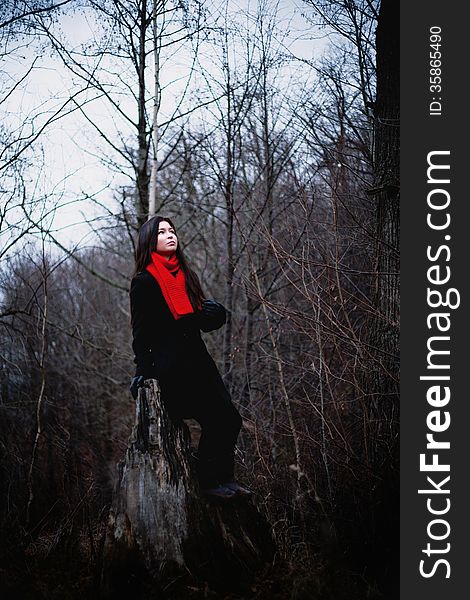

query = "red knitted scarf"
[[146, 251, 196, 320]]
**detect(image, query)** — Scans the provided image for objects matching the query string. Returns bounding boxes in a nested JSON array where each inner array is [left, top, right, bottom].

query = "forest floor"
[[1, 537, 396, 600]]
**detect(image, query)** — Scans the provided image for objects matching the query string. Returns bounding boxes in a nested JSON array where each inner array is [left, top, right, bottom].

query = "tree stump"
[[100, 379, 275, 599]]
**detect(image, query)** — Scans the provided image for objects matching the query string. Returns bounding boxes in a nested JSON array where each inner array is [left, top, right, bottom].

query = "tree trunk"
[[136, 0, 150, 225], [369, 0, 400, 458], [148, 0, 162, 218], [357, 0, 400, 585], [100, 379, 275, 598], [223, 131, 235, 391]]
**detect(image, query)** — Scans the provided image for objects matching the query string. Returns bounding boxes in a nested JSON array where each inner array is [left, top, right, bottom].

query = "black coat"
[[130, 270, 241, 471], [130, 270, 226, 382]]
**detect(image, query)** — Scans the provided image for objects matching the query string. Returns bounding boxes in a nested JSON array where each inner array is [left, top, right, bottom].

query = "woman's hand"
[[198, 299, 227, 332], [202, 299, 223, 315], [130, 375, 145, 399]]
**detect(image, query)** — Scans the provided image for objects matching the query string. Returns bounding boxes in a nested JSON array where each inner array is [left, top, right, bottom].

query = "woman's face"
[[156, 221, 178, 256]]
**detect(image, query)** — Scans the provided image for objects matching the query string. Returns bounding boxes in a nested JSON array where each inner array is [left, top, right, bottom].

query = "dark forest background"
[[0, 0, 398, 598]]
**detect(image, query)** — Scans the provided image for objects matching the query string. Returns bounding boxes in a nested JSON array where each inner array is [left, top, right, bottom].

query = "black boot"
[[215, 451, 252, 497], [192, 454, 236, 500], [220, 481, 252, 496], [201, 484, 237, 499]]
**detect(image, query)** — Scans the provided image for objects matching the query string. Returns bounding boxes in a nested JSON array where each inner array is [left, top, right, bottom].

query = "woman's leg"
[[189, 359, 242, 486], [159, 351, 243, 489], [194, 397, 242, 484]]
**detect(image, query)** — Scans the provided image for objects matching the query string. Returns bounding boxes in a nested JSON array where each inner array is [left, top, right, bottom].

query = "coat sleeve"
[[130, 274, 155, 378]]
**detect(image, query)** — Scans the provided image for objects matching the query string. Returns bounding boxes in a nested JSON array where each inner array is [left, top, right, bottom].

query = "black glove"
[[198, 299, 227, 332], [130, 375, 145, 400], [202, 299, 223, 315]]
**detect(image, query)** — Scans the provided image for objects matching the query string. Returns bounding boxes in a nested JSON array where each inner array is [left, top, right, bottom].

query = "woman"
[[129, 216, 250, 500]]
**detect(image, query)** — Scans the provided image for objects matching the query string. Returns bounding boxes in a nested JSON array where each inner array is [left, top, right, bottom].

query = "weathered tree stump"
[[100, 379, 275, 599]]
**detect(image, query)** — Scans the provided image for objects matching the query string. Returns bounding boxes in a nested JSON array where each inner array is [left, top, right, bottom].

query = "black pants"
[[158, 350, 242, 488]]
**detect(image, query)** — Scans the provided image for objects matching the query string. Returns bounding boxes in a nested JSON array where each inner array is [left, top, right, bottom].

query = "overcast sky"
[[2, 0, 329, 255]]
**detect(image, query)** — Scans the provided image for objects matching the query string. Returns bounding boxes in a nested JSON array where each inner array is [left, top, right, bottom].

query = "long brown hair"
[[133, 215, 205, 310]]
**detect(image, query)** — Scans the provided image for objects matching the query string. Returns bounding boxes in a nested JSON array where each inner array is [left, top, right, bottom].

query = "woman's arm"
[[130, 274, 155, 378]]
